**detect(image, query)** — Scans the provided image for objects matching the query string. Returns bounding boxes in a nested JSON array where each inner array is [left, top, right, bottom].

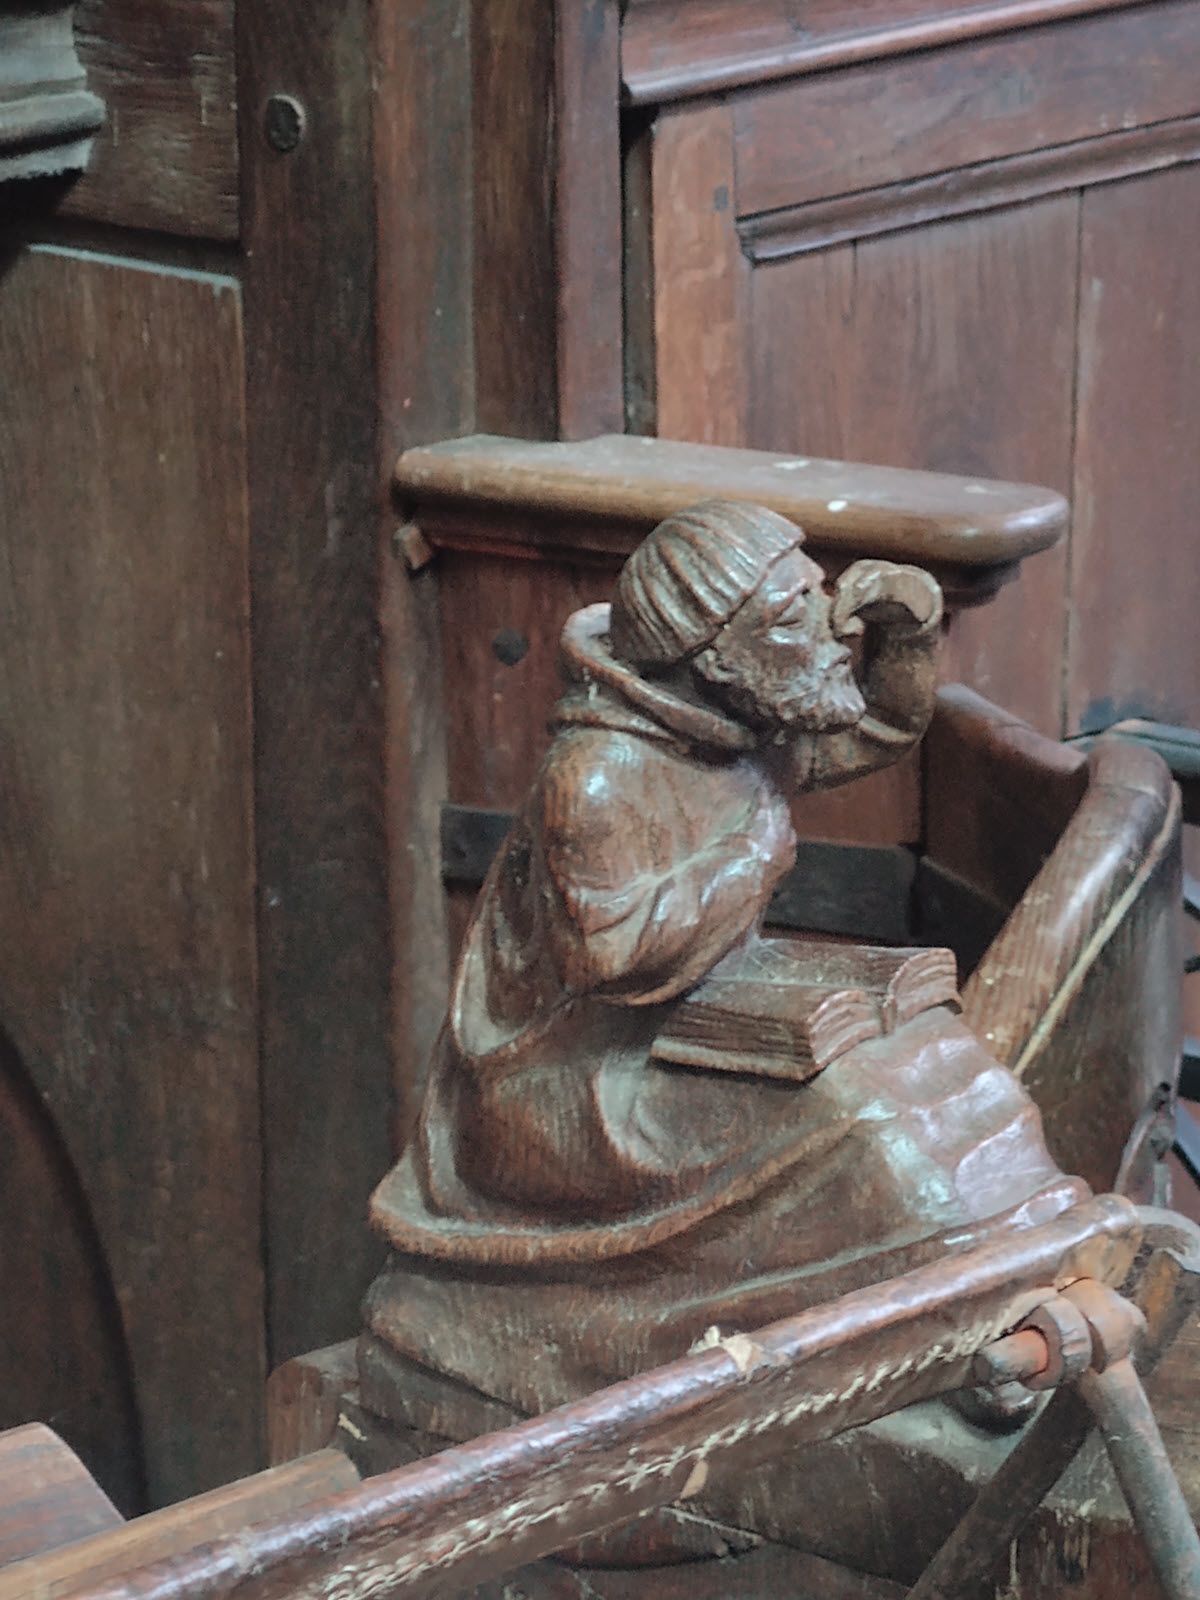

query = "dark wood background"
[[2, 0, 1198, 1508]]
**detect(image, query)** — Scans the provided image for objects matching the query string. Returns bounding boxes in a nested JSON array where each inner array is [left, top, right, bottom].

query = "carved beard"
[[701, 647, 866, 736], [803, 658, 868, 732]]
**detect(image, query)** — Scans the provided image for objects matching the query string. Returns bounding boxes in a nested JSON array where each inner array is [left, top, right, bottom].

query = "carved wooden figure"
[[6, 501, 1199, 1600], [364, 502, 1088, 1448]]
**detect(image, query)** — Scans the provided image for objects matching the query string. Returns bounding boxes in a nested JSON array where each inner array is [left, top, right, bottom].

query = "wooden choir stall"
[[3, 2, 1200, 1598]]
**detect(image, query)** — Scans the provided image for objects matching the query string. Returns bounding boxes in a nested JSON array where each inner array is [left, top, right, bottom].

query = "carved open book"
[[652, 938, 961, 1082]]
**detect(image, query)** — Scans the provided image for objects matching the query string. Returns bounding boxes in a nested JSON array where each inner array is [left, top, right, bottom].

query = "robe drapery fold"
[[368, 607, 1084, 1417]]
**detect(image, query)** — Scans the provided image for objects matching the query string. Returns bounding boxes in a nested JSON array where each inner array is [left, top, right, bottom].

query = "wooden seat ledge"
[[394, 434, 1066, 575]]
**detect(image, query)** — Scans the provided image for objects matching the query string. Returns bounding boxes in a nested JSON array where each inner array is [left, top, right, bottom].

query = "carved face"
[[693, 548, 866, 733]]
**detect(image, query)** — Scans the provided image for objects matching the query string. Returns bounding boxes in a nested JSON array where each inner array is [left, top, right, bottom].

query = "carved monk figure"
[[365, 502, 1084, 1425]]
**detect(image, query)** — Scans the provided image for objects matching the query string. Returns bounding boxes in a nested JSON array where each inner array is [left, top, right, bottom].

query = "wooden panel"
[[0, 1051, 143, 1513], [621, 0, 1147, 103], [744, 198, 1080, 735], [238, 0, 395, 1367], [734, 1, 1200, 217], [739, 118, 1200, 263], [471, 0, 624, 440], [373, 0, 473, 1138], [471, 0, 557, 437], [551, 0, 625, 438], [1068, 164, 1200, 734], [441, 556, 613, 811], [0, 247, 261, 1503], [650, 103, 748, 446], [62, 0, 238, 239]]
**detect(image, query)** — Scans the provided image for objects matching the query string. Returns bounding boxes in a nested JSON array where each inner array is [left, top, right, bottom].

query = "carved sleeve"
[[540, 755, 792, 1007], [805, 595, 942, 792]]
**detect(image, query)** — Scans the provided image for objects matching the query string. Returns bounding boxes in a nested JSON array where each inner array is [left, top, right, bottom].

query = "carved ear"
[[692, 643, 735, 686]]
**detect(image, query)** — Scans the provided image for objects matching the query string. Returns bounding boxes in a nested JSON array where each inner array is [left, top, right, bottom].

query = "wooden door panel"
[[0, 245, 262, 1505], [1068, 163, 1200, 735]]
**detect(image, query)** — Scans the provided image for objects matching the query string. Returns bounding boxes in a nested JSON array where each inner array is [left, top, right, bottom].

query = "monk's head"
[[610, 501, 865, 734]]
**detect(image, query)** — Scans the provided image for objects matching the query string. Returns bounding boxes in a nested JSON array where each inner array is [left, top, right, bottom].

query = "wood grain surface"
[[0, 1425, 121, 1568], [1067, 163, 1200, 735], [64, 0, 239, 238], [396, 434, 1067, 569], [733, 1, 1200, 218], [237, 0, 395, 1368], [621, 0, 1155, 103], [745, 199, 1080, 734], [0, 246, 262, 1504], [0, 1451, 359, 1600]]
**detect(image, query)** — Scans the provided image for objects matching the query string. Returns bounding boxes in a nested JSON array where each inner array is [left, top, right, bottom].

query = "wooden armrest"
[[394, 433, 1066, 606], [1073, 718, 1200, 825]]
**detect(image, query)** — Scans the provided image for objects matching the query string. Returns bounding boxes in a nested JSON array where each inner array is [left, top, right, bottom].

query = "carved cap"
[[610, 500, 806, 669]]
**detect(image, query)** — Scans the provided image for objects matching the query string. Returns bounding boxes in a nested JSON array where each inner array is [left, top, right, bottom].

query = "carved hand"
[[831, 560, 943, 640]]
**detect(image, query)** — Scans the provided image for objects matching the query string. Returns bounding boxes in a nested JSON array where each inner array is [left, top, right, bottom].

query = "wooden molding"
[[0, 4, 103, 182], [740, 116, 1200, 262], [621, 0, 1153, 106], [732, 2, 1200, 220]]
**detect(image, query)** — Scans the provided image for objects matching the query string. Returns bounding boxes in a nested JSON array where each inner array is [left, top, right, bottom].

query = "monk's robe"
[[367, 606, 1084, 1421]]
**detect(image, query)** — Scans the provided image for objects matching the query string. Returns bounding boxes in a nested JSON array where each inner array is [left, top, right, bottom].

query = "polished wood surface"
[[732, 4, 1200, 217], [396, 433, 1067, 570], [24, 1203, 1147, 1600], [0, 246, 262, 1507], [236, 0, 395, 1373], [6, 0, 1198, 1533], [620, 0, 1153, 103]]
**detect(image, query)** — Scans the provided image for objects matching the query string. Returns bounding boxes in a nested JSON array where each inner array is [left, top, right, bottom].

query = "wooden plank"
[[62, 0, 238, 239], [266, 1343, 359, 1466], [621, 0, 1153, 104], [649, 103, 748, 446], [552, 0, 625, 438], [373, 0, 472, 1141], [35, 1199, 1141, 1600], [237, 0, 395, 1366], [0, 246, 262, 1504], [1067, 164, 1200, 734], [471, 0, 624, 439], [395, 435, 1067, 570], [0, 1425, 121, 1568], [733, 1, 1200, 218], [744, 198, 1080, 734], [470, 0, 558, 436], [0, 1453, 359, 1600], [739, 117, 1200, 262]]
